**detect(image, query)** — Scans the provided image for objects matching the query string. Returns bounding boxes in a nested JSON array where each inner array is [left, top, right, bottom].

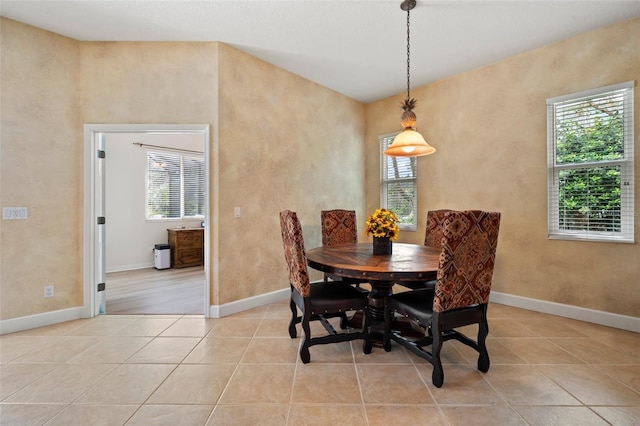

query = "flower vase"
[[372, 236, 392, 255]]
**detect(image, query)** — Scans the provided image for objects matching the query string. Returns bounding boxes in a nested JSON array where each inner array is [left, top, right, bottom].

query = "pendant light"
[[384, 0, 436, 157]]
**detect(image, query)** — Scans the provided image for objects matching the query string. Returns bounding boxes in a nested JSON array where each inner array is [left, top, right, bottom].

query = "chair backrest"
[[424, 209, 454, 248], [321, 209, 357, 247], [433, 210, 501, 313], [280, 210, 311, 297]]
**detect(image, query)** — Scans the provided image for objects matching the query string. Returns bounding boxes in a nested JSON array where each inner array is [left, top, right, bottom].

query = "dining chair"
[[321, 209, 358, 247], [320, 209, 369, 291], [383, 210, 501, 387], [423, 209, 454, 248], [280, 210, 372, 363], [396, 209, 453, 290]]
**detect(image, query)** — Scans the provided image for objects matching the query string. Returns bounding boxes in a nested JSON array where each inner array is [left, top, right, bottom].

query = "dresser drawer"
[[177, 248, 203, 266], [175, 231, 203, 248]]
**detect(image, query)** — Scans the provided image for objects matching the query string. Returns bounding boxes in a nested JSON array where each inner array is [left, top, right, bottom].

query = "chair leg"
[[431, 317, 444, 388], [299, 311, 312, 364], [477, 320, 490, 373], [339, 312, 349, 330], [288, 297, 298, 338], [382, 306, 392, 352], [362, 306, 373, 354]]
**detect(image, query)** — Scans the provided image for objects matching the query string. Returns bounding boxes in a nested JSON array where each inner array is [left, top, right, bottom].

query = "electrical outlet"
[[44, 285, 54, 298]]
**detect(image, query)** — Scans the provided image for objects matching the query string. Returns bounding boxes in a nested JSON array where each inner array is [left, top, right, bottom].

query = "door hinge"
[[97, 217, 106, 225], [97, 150, 105, 159], [97, 283, 106, 292]]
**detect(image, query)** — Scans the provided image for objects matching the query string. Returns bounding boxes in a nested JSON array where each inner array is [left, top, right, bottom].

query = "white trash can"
[[154, 244, 171, 269]]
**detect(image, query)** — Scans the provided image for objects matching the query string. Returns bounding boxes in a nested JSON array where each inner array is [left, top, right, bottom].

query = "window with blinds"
[[547, 81, 634, 243], [146, 150, 205, 220], [380, 133, 417, 231]]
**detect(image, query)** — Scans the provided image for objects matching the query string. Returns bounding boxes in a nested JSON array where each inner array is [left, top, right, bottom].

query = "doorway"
[[83, 124, 210, 318], [106, 267, 204, 314]]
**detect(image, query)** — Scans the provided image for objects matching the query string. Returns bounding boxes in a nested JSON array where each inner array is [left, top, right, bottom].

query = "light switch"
[[234, 207, 241, 218], [3, 207, 28, 220]]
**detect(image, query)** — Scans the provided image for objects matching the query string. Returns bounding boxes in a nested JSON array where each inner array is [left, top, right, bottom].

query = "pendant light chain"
[[406, 8, 411, 102], [384, 0, 436, 158]]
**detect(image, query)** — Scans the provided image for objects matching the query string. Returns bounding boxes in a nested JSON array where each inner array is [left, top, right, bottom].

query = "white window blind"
[[547, 81, 634, 243], [146, 150, 205, 220], [380, 133, 417, 231]]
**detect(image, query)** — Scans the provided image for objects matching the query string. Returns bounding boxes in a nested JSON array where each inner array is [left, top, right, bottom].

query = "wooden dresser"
[[167, 228, 204, 269]]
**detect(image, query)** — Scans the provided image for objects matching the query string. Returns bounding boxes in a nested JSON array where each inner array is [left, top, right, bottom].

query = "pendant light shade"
[[384, 0, 436, 158], [385, 128, 436, 157]]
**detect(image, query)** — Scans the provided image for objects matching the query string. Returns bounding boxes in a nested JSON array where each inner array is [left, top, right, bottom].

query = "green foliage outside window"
[[388, 181, 416, 225], [555, 103, 624, 232]]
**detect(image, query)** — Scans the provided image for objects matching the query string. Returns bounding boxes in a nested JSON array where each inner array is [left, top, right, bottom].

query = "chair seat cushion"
[[388, 289, 435, 327], [389, 289, 486, 330], [395, 279, 436, 290], [309, 281, 368, 314]]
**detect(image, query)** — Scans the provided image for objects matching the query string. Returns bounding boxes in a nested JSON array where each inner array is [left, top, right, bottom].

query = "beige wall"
[[79, 40, 219, 309], [366, 18, 639, 317], [1, 15, 636, 322], [1, 19, 83, 319], [215, 44, 365, 304], [0, 18, 365, 320]]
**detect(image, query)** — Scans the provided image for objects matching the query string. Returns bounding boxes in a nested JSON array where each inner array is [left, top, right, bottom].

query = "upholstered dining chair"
[[423, 209, 454, 248], [383, 210, 501, 387], [280, 210, 372, 363], [396, 209, 453, 290], [321, 209, 358, 247], [320, 209, 369, 291]]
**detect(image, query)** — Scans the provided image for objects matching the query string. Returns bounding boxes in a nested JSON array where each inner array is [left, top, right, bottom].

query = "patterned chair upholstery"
[[280, 210, 372, 363], [321, 209, 358, 247], [424, 209, 454, 248], [396, 209, 453, 290], [383, 210, 501, 387], [321, 209, 369, 291]]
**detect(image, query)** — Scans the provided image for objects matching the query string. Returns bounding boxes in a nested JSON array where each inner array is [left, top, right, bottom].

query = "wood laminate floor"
[[105, 267, 205, 315]]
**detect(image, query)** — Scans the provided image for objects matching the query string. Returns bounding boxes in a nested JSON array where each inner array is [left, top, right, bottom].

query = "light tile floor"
[[1, 302, 639, 425]]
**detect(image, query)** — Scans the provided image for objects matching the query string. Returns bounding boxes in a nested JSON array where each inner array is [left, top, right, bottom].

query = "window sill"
[[548, 233, 634, 244]]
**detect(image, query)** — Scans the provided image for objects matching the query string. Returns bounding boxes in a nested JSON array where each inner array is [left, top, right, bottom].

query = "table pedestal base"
[[367, 280, 393, 346], [349, 282, 426, 347]]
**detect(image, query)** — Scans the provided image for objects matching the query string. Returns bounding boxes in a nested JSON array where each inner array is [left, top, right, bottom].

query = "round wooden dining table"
[[306, 242, 440, 342]]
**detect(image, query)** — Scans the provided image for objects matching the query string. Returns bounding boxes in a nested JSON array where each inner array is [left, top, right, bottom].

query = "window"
[[547, 81, 634, 242], [380, 133, 417, 231], [146, 150, 205, 220]]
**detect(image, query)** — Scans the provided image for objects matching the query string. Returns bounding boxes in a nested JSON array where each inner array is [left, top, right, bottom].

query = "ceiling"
[[2, 0, 639, 103]]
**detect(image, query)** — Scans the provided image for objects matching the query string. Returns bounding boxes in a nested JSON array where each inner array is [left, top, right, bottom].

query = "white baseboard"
[[0, 307, 85, 335], [490, 291, 640, 333], [106, 262, 154, 274], [209, 288, 290, 318], [0, 290, 290, 335], [3, 290, 636, 335], [211, 289, 639, 333]]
